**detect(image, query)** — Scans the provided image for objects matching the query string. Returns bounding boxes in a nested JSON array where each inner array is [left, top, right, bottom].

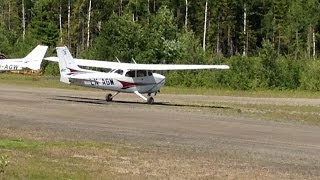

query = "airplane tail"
[[56, 46, 85, 84], [23, 45, 48, 70]]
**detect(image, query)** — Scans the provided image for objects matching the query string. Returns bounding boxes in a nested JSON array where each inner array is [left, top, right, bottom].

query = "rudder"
[[23, 45, 48, 70]]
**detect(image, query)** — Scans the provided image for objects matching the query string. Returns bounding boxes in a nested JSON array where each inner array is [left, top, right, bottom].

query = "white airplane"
[[0, 45, 48, 71], [54, 46, 229, 104]]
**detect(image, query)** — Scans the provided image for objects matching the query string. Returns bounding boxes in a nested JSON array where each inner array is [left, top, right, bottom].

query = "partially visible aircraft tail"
[[56, 46, 85, 84], [23, 45, 48, 70]]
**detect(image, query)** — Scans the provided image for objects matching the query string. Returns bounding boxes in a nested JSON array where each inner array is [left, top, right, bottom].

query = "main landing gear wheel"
[[147, 96, 154, 104], [106, 93, 113, 102]]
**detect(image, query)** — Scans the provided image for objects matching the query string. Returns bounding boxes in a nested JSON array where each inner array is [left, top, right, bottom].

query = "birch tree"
[[59, 0, 63, 43], [242, 3, 247, 56], [68, 0, 71, 47], [22, 0, 25, 41], [202, 0, 208, 52], [185, 0, 188, 28], [87, 0, 91, 48]]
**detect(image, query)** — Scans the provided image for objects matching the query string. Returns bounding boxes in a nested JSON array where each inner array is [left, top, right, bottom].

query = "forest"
[[0, 0, 320, 90]]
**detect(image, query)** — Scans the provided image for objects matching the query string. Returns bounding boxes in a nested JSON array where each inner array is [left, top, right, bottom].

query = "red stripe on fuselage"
[[119, 80, 137, 88], [68, 68, 80, 72]]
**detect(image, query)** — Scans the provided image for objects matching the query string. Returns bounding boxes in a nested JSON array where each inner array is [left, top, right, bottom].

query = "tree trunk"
[[22, 0, 25, 41], [313, 27, 316, 59], [68, 0, 71, 47], [216, 20, 220, 54], [59, 0, 63, 43], [295, 30, 298, 60], [277, 32, 280, 56], [87, 0, 92, 48], [307, 25, 311, 58], [119, 0, 123, 15], [203, 0, 208, 52], [242, 3, 247, 57], [227, 25, 233, 55], [184, 0, 188, 28], [98, 21, 101, 32], [8, 1, 11, 30]]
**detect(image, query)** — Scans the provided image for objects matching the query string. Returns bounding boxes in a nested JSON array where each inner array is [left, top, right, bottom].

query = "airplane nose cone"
[[154, 73, 166, 84]]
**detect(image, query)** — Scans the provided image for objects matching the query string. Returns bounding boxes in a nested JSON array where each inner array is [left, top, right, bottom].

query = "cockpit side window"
[[114, 69, 123, 75], [148, 71, 153, 76], [137, 70, 147, 77], [125, 70, 136, 77]]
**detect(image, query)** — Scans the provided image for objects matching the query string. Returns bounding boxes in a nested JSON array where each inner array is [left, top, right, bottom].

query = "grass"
[[162, 86, 320, 98], [0, 135, 310, 179], [0, 138, 119, 179], [0, 73, 92, 90], [230, 103, 320, 125]]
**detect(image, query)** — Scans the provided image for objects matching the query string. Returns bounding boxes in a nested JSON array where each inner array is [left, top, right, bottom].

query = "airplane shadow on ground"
[[50, 95, 233, 110]]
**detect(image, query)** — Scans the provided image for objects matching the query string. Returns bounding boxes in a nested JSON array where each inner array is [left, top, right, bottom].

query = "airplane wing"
[[44, 57, 230, 70]]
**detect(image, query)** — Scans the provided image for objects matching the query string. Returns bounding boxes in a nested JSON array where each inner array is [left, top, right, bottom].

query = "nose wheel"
[[105, 92, 119, 102], [134, 91, 155, 104], [147, 96, 154, 104], [106, 93, 113, 102]]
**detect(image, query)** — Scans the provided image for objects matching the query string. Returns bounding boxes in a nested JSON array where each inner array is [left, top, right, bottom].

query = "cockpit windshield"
[[125, 70, 136, 77], [124, 70, 153, 77], [114, 69, 123, 75]]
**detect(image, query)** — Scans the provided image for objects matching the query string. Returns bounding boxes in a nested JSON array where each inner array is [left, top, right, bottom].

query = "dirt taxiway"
[[0, 84, 319, 179]]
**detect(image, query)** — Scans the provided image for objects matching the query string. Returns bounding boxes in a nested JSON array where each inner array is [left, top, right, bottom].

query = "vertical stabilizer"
[[23, 45, 48, 70], [56, 46, 82, 84]]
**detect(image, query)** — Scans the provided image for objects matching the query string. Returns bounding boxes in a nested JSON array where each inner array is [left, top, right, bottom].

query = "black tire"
[[147, 97, 154, 104], [106, 93, 113, 102]]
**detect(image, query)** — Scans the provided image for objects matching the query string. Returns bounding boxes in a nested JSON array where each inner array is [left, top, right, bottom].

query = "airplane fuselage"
[[0, 59, 25, 71], [66, 69, 166, 94]]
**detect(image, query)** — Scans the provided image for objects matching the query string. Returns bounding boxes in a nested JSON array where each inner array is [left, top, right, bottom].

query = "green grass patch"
[[214, 102, 320, 125], [162, 86, 320, 98], [0, 138, 124, 179], [0, 139, 44, 150], [0, 73, 93, 90]]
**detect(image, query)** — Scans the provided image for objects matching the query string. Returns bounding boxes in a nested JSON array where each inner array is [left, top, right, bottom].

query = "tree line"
[[0, 0, 320, 90]]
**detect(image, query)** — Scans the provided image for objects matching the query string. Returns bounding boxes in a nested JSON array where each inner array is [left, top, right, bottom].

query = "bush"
[[300, 60, 320, 91], [221, 56, 265, 90]]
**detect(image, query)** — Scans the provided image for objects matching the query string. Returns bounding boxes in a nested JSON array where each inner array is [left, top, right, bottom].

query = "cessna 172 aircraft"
[[53, 46, 229, 104], [0, 45, 48, 71]]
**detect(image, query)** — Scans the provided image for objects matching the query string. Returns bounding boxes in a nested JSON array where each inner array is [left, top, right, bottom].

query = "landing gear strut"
[[134, 91, 155, 104]]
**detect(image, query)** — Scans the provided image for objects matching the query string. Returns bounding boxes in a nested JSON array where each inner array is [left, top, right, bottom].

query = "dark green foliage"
[[29, 0, 59, 47], [92, 13, 143, 61], [0, 26, 11, 54], [43, 62, 60, 76], [223, 56, 264, 90], [259, 40, 278, 87]]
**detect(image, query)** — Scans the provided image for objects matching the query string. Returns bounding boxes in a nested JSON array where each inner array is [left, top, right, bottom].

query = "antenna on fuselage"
[[131, 58, 137, 64], [115, 56, 121, 63]]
